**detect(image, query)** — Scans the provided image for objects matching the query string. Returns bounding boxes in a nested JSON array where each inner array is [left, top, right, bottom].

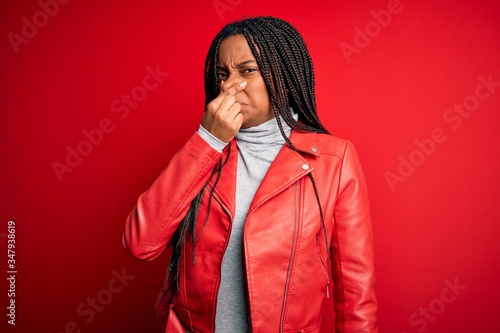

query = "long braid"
[[162, 16, 333, 312], [161, 144, 231, 306]]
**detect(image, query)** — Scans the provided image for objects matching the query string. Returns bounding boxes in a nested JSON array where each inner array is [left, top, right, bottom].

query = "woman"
[[123, 16, 378, 333]]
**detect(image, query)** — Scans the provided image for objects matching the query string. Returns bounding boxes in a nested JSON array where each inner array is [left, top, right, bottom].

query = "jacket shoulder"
[[316, 133, 351, 159], [289, 130, 355, 160]]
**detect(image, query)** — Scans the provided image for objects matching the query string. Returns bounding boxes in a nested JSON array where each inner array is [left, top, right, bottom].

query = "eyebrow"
[[216, 60, 257, 70]]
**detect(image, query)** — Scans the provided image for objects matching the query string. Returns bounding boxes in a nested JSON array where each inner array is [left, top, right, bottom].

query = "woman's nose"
[[221, 75, 243, 93]]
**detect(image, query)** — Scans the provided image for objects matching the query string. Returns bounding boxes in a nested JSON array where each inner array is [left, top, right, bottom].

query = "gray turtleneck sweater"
[[196, 115, 293, 332]]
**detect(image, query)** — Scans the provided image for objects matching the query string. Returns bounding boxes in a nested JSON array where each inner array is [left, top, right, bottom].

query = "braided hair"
[[161, 16, 330, 309]]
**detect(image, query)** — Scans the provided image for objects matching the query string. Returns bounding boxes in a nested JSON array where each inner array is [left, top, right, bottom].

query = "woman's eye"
[[243, 68, 257, 74], [216, 72, 227, 79]]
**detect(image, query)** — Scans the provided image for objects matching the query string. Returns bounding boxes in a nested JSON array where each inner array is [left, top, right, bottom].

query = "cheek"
[[245, 80, 270, 107], [252, 83, 270, 101]]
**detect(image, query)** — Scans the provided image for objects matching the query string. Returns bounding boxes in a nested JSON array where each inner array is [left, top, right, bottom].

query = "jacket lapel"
[[209, 131, 321, 219], [247, 131, 319, 215]]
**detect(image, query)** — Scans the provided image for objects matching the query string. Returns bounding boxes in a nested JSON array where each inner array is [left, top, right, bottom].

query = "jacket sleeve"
[[331, 141, 378, 333], [123, 132, 223, 261]]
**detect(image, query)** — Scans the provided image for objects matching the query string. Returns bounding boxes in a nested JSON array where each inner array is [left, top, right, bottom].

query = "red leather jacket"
[[123, 130, 378, 333]]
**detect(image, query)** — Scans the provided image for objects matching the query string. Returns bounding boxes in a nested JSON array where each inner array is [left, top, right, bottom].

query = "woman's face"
[[216, 34, 274, 129]]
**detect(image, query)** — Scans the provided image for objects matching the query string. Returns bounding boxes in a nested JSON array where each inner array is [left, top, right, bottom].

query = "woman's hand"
[[201, 80, 247, 143]]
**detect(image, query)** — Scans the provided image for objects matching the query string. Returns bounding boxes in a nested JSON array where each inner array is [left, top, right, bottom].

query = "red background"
[[2, 0, 500, 332]]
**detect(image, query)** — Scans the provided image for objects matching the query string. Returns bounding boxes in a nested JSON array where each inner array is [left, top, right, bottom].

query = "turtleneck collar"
[[235, 110, 298, 146], [234, 116, 289, 146]]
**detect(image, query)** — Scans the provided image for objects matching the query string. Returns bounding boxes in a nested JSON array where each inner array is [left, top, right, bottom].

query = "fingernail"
[[239, 81, 247, 88]]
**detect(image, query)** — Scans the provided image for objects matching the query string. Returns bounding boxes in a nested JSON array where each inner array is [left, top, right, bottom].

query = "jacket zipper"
[[280, 181, 300, 333], [317, 240, 331, 298]]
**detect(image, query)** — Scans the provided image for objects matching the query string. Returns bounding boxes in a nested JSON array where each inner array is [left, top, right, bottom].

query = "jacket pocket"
[[315, 235, 330, 290]]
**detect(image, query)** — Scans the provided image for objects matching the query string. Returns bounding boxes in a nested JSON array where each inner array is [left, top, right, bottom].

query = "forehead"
[[217, 35, 255, 64]]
